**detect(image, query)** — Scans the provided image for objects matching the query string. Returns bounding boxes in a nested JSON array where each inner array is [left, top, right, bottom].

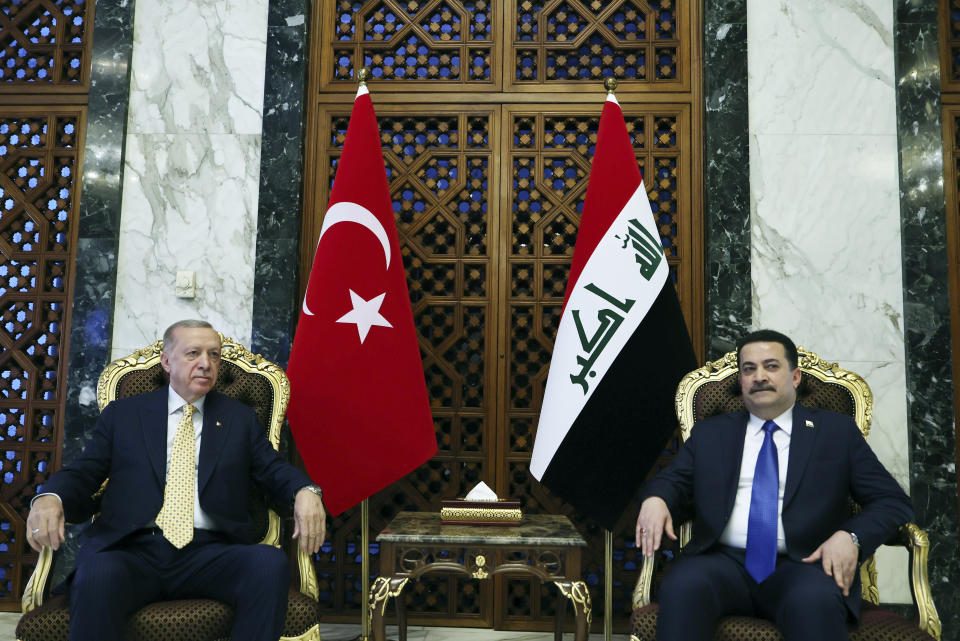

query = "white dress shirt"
[[33, 389, 219, 531], [718, 407, 794, 552], [164, 388, 217, 531]]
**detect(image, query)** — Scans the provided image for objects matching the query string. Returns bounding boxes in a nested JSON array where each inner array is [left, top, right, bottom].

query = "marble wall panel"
[[126, 0, 269, 135], [112, 133, 261, 356], [112, 0, 269, 355], [748, 0, 911, 603]]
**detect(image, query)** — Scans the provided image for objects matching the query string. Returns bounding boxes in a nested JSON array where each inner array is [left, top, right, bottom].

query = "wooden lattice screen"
[[305, 0, 702, 632], [0, 0, 93, 611]]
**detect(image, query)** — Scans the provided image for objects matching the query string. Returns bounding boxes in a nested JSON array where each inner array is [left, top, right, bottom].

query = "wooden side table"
[[368, 511, 591, 641]]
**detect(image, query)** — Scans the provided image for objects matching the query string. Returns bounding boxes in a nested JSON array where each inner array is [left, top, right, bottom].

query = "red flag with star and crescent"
[[286, 84, 437, 517]]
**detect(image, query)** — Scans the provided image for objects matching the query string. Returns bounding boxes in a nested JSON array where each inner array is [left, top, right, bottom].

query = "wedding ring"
[[640, 527, 646, 534], [31, 528, 40, 534]]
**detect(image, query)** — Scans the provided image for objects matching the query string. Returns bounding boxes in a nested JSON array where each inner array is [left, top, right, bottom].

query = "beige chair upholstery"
[[630, 348, 940, 641], [17, 336, 321, 641]]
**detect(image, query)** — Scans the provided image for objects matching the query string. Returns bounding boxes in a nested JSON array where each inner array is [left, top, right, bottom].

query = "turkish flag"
[[286, 85, 437, 517]]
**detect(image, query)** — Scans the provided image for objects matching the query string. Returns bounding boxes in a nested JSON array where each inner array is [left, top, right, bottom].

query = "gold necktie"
[[155, 404, 196, 548]]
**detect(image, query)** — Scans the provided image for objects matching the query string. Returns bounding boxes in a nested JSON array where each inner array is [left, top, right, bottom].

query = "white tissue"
[[464, 481, 499, 502]]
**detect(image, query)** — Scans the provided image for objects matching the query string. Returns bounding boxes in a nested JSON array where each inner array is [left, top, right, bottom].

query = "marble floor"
[[1, 612, 625, 640]]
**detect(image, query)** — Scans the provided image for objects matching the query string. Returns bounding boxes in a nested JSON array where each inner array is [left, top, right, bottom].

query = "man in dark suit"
[[635, 329, 914, 641], [24, 320, 327, 641]]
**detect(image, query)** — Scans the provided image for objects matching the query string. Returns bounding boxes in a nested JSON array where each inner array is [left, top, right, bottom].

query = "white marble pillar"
[[112, 0, 269, 356], [748, 0, 910, 602]]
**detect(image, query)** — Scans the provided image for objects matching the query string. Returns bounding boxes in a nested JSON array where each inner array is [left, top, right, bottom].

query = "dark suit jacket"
[[641, 404, 914, 616], [43, 387, 313, 565]]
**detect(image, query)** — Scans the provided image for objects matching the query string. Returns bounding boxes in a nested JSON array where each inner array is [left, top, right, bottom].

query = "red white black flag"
[[286, 85, 437, 517], [530, 93, 697, 530]]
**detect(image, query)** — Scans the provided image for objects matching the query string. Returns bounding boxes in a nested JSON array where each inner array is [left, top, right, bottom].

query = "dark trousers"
[[68, 529, 290, 641], [656, 546, 851, 641]]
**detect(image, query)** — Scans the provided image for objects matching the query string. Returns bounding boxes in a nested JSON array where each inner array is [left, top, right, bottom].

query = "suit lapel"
[[197, 391, 232, 494], [721, 411, 749, 513], [141, 387, 170, 486], [783, 404, 816, 507]]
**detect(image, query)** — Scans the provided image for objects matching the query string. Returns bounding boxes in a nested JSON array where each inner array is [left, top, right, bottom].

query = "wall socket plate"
[[175, 270, 196, 298]]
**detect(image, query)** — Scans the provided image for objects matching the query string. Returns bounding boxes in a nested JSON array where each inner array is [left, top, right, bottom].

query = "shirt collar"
[[167, 386, 206, 416], [747, 405, 794, 437]]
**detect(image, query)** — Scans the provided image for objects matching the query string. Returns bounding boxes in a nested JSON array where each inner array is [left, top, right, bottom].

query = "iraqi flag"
[[529, 93, 697, 530], [286, 84, 437, 517]]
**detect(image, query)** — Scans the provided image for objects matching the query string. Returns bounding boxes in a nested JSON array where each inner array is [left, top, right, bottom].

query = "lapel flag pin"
[[805, 420, 814, 429]]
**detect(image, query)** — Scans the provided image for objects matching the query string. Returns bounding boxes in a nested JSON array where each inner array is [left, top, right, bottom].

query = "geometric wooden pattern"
[[940, 0, 960, 93], [0, 0, 92, 91], [308, 106, 497, 623], [307, 1, 701, 632], [510, 0, 686, 89], [0, 106, 86, 611], [0, 0, 93, 614], [326, 0, 495, 87], [323, 0, 689, 92]]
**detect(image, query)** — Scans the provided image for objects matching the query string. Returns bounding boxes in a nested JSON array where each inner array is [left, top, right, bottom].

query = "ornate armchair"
[[630, 348, 941, 641], [16, 336, 321, 641]]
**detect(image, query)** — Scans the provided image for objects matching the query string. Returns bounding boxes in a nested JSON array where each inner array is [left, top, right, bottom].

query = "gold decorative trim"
[[297, 547, 319, 600], [20, 545, 52, 612], [472, 554, 488, 579], [632, 553, 655, 609], [281, 623, 321, 641], [859, 554, 879, 605], [368, 575, 409, 624], [439, 507, 523, 522], [555, 580, 592, 624], [900, 522, 941, 640]]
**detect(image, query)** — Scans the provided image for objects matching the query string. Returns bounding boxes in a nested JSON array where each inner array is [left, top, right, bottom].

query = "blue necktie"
[[745, 420, 780, 583]]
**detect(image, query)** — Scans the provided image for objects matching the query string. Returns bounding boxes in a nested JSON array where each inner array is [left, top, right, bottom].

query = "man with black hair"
[[635, 329, 913, 641]]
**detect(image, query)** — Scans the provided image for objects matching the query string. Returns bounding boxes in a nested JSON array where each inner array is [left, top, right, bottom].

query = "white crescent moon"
[[302, 201, 392, 316]]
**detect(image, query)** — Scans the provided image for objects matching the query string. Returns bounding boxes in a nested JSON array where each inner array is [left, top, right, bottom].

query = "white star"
[[336, 289, 393, 343]]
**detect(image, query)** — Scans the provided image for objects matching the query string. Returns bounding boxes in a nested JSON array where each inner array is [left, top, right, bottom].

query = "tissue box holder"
[[440, 499, 522, 525]]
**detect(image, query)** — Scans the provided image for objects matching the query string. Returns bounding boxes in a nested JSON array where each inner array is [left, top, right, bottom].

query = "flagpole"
[[356, 67, 372, 641], [603, 77, 617, 641], [361, 497, 371, 641], [604, 529, 613, 641]]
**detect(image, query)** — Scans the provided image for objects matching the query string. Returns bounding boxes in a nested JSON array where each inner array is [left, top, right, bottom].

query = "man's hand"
[[801, 530, 859, 596], [636, 496, 676, 557], [292, 488, 327, 554], [26, 495, 65, 552]]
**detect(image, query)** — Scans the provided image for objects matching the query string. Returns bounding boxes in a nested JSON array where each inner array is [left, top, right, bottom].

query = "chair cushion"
[[630, 603, 935, 641], [16, 588, 319, 641]]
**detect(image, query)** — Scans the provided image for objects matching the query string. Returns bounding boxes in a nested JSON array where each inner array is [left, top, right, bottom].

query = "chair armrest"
[[295, 546, 319, 600], [631, 520, 692, 610], [884, 523, 941, 641], [21, 546, 54, 614]]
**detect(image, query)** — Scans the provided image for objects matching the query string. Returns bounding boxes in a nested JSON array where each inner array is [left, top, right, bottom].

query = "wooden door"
[[304, 0, 702, 631]]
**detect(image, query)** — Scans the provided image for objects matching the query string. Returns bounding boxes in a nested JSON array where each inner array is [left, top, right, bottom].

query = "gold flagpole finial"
[[357, 67, 370, 86], [604, 77, 618, 94]]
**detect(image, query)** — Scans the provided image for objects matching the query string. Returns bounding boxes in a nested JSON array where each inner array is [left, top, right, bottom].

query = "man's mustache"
[[750, 384, 775, 393]]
